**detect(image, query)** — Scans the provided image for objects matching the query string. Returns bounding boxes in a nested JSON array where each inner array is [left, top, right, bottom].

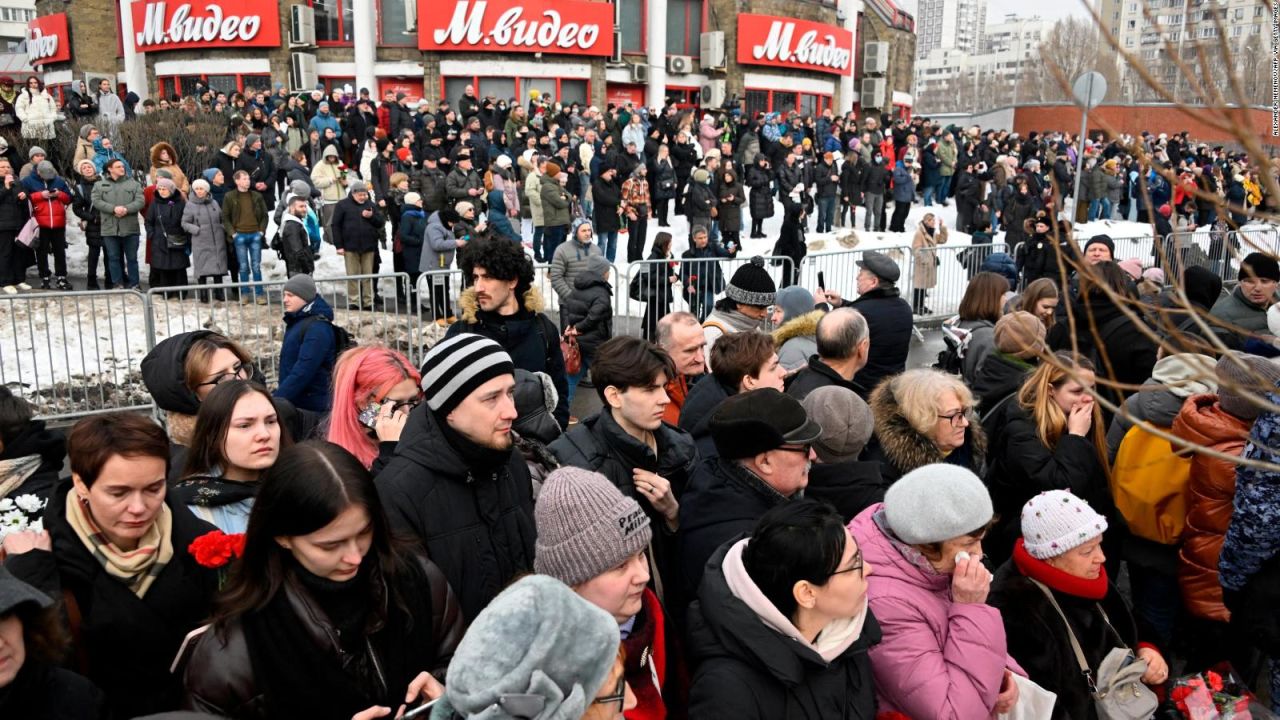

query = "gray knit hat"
[[775, 286, 816, 324], [27, 145, 45, 159], [884, 464, 993, 545], [1216, 351, 1280, 420], [348, 179, 368, 194], [801, 386, 874, 463], [535, 467, 652, 586], [79, 124, 97, 140], [420, 334, 515, 416], [289, 179, 311, 198], [283, 273, 317, 302], [725, 256, 776, 307], [36, 161, 55, 180], [433, 575, 619, 720], [582, 254, 611, 280]]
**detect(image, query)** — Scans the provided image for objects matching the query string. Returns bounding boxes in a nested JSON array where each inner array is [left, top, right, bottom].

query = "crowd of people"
[[2, 78, 1280, 720]]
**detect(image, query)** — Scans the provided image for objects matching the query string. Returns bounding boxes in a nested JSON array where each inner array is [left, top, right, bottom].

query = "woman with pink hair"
[[326, 345, 422, 470]]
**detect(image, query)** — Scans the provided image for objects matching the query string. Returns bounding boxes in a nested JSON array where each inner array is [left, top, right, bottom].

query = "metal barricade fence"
[[0, 289, 153, 420], [798, 247, 910, 297], [147, 273, 423, 384], [622, 255, 794, 321], [906, 243, 1008, 321]]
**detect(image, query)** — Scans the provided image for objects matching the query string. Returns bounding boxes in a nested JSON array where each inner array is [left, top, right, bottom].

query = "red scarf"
[[622, 589, 668, 720], [1012, 538, 1109, 600]]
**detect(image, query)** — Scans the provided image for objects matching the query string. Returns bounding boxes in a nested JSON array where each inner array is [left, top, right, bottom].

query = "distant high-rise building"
[[915, 0, 987, 59], [914, 13, 1049, 108]]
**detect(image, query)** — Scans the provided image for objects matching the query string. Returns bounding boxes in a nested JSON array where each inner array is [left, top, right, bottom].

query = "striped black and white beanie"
[[421, 334, 515, 416], [725, 256, 777, 307]]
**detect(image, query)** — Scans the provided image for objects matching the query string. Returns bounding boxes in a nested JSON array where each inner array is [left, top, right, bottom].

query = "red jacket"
[[623, 588, 688, 720], [21, 177, 71, 229], [377, 103, 392, 134]]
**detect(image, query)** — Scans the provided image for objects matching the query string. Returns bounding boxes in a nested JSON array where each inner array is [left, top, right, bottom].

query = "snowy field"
[[2, 191, 1275, 418]]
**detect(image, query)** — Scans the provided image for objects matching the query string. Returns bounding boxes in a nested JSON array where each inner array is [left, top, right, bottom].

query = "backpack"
[[1110, 423, 1192, 544], [298, 315, 356, 362], [934, 321, 972, 375]]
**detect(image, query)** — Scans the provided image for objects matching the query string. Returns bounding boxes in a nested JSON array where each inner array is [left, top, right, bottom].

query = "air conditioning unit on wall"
[[291, 52, 317, 91], [864, 41, 888, 74], [700, 31, 725, 69], [290, 5, 316, 47], [700, 79, 726, 107], [860, 77, 886, 109], [629, 63, 648, 83], [667, 55, 693, 74]]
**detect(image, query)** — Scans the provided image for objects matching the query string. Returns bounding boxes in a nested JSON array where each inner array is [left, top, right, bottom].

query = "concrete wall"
[[34, 0, 117, 79]]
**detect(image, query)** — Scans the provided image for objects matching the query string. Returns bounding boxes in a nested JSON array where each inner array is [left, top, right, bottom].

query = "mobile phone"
[[357, 401, 382, 429], [817, 271, 826, 290], [403, 697, 442, 719]]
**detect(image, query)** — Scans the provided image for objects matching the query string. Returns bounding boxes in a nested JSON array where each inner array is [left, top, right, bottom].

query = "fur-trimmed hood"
[[457, 285, 547, 323], [772, 309, 824, 348], [150, 141, 178, 167], [867, 378, 986, 480]]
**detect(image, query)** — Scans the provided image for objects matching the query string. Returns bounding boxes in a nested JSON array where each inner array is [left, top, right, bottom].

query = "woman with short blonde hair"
[[866, 368, 985, 483]]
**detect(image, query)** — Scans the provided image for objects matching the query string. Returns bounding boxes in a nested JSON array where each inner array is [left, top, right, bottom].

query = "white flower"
[[0, 498, 14, 512], [28, 518, 43, 533], [0, 509, 27, 528], [13, 493, 43, 514]]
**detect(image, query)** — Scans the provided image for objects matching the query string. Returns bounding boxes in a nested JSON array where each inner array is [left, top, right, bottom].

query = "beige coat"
[[911, 220, 948, 289]]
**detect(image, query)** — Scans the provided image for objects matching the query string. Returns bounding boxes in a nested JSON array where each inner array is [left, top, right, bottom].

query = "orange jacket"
[[662, 374, 691, 426], [1171, 394, 1251, 622]]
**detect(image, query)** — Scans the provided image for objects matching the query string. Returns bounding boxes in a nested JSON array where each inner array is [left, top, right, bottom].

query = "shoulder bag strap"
[[1028, 578, 1098, 694], [1094, 602, 1131, 651]]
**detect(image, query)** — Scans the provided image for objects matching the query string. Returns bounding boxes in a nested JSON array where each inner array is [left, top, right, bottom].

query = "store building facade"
[[32, 0, 910, 115]]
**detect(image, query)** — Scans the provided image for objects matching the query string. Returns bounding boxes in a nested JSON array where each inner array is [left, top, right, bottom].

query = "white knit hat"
[[1020, 490, 1108, 559]]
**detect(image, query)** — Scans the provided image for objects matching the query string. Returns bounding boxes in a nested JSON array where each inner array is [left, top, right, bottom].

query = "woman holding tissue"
[[989, 490, 1167, 720], [848, 464, 1024, 719]]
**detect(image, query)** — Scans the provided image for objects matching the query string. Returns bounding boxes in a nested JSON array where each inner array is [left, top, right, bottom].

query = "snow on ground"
[[24, 190, 1279, 418]]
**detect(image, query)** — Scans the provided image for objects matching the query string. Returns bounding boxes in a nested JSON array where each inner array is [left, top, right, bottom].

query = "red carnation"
[[189, 530, 246, 570]]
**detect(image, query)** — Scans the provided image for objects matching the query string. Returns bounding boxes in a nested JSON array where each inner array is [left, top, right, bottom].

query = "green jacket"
[[938, 141, 957, 176], [220, 189, 268, 237], [90, 175, 144, 236], [540, 173, 572, 228]]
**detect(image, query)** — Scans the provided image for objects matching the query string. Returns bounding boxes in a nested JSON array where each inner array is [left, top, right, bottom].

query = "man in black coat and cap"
[[821, 251, 913, 394]]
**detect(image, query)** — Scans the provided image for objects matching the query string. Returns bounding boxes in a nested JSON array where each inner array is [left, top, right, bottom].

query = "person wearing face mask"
[[535, 467, 685, 720], [183, 441, 462, 720], [989, 491, 1167, 720], [848, 465, 1024, 719], [429, 575, 634, 720], [983, 352, 1118, 569], [2, 414, 220, 719], [0, 567, 106, 718], [174, 381, 291, 533], [688, 499, 879, 719], [327, 346, 422, 473]]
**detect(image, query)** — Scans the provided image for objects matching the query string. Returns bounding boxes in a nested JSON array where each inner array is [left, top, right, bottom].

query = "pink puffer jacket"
[[849, 505, 1021, 719]]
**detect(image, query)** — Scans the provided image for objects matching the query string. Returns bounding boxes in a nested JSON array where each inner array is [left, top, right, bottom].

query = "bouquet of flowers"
[[188, 530, 246, 587], [0, 494, 46, 541], [1167, 664, 1278, 720]]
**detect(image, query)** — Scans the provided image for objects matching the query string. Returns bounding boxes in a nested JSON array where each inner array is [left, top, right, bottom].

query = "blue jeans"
[[532, 226, 545, 261], [233, 232, 264, 296], [597, 231, 617, 262], [816, 196, 837, 232], [709, 220, 720, 245], [922, 183, 938, 207], [579, 175, 593, 218], [938, 174, 953, 201], [566, 354, 591, 406], [102, 234, 139, 288]]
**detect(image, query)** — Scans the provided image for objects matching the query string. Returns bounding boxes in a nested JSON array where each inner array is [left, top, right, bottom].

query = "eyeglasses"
[[936, 408, 972, 428], [593, 677, 627, 712], [776, 443, 812, 456], [829, 547, 865, 579], [197, 361, 253, 389]]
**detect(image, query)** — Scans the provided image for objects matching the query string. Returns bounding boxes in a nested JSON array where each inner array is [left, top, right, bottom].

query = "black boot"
[[912, 289, 926, 315]]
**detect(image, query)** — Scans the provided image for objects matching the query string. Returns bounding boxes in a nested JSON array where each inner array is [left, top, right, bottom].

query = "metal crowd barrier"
[[622, 254, 795, 321], [798, 246, 910, 298], [907, 243, 1010, 320], [0, 289, 152, 420]]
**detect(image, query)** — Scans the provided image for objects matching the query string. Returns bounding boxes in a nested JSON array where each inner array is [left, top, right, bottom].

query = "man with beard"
[[375, 334, 536, 622]]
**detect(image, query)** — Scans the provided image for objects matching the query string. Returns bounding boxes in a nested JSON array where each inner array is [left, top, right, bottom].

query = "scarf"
[[166, 411, 197, 447], [437, 414, 512, 475], [1013, 538, 1109, 600], [65, 490, 174, 599], [170, 469, 259, 508], [0, 455, 41, 498]]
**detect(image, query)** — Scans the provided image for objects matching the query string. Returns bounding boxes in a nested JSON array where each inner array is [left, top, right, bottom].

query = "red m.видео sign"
[[131, 0, 281, 53], [737, 14, 854, 77], [27, 14, 70, 66], [421, 0, 614, 57]]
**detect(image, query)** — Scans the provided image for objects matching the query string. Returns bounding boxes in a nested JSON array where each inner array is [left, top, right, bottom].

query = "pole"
[[1069, 74, 1094, 222]]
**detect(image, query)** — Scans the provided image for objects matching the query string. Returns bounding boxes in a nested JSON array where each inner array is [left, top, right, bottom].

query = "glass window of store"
[[745, 88, 831, 115], [666, 0, 702, 56], [444, 76, 591, 106], [378, 0, 414, 45], [313, 0, 353, 44], [620, 0, 644, 54]]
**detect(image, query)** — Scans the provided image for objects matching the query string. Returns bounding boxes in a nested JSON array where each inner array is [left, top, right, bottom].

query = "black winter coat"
[[982, 401, 1117, 566], [988, 561, 1143, 720], [1001, 192, 1037, 247], [0, 419, 65, 504], [558, 273, 613, 359], [686, 540, 880, 720], [71, 176, 102, 247], [841, 158, 866, 205], [815, 160, 840, 199], [717, 176, 747, 233], [860, 163, 890, 196], [5, 481, 219, 720], [374, 404, 536, 623], [652, 158, 677, 201], [844, 287, 913, 393], [146, 195, 191, 271], [592, 175, 622, 232], [679, 458, 790, 598], [1046, 300, 1158, 413], [677, 374, 732, 460], [805, 461, 888, 524], [330, 196, 385, 253], [0, 661, 106, 720], [1018, 229, 1072, 285], [971, 351, 1034, 414], [0, 182, 30, 232], [785, 356, 869, 401], [418, 167, 448, 213], [279, 214, 315, 277], [745, 164, 774, 219], [685, 181, 717, 228]]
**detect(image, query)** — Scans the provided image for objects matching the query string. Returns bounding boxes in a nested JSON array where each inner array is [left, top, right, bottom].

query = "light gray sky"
[[895, 0, 1090, 25]]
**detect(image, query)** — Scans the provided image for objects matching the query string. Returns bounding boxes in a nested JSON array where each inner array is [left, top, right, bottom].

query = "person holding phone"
[[848, 464, 1024, 719], [325, 345, 422, 472], [183, 441, 462, 719]]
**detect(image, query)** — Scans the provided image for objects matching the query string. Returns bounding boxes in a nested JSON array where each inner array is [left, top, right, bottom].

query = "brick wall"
[[1013, 104, 1280, 150], [858, 12, 916, 112], [35, 0, 118, 78], [707, 0, 843, 98]]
